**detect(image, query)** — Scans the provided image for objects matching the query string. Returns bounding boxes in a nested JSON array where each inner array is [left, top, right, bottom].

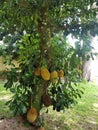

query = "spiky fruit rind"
[[41, 68, 50, 80], [50, 70, 58, 83], [37, 127, 46, 130], [27, 107, 38, 123], [58, 70, 64, 77], [34, 67, 41, 76], [42, 94, 52, 107]]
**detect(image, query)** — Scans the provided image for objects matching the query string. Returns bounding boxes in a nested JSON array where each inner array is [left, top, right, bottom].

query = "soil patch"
[[0, 117, 36, 130]]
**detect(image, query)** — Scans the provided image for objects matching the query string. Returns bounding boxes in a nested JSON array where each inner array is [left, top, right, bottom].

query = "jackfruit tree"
[[0, 0, 98, 127]]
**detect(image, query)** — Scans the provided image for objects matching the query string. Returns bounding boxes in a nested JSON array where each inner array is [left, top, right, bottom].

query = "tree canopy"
[[0, 0, 98, 58]]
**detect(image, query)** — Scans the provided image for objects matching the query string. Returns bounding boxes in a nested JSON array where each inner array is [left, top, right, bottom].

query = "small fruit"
[[58, 70, 64, 77], [27, 107, 38, 123], [50, 70, 58, 83], [37, 127, 46, 130], [42, 94, 52, 107], [34, 67, 41, 76], [41, 68, 50, 81]]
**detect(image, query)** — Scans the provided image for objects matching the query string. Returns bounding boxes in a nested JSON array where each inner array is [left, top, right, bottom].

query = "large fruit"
[[58, 70, 64, 77], [42, 94, 52, 107], [50, 70, 58, 83], [41, 68, 50, 81], [34, 67, 41, 76], [27, 107, 38, 123]]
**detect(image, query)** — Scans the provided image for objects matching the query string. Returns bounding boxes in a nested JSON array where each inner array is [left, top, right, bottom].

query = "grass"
[[0, 81, 98, 130], [0, 82, 13, 118], [42, 82, 98, 130]]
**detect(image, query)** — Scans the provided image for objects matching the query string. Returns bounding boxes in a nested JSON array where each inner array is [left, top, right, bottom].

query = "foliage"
[[3, 35, 83, 115], [0, 1, 98, 58], [43, 82, 98, 130], [0, 0, 98, 125]]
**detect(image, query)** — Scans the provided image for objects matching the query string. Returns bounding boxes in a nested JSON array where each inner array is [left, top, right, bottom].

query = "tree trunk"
[[29, 2, 51, 126], [82, 59, 92, 81]]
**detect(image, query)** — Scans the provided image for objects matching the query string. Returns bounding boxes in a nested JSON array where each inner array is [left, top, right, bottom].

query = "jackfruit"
[[41, 68, 50, 81], [34, 67, 41, 76], [27, 107, 38, 123], [42, 94, 52, 107], [50, 70, 58, 83], [37, 127, 46, 130], [58, 70, 64, 77]]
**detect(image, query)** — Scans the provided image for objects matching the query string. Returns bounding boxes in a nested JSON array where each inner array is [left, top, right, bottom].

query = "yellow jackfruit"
[[34, 67, 41, 76], [41, 68, 50, 81], [50, 70, 58, 83], [58, 70, 64, 77], [27, 107, 38, 123]]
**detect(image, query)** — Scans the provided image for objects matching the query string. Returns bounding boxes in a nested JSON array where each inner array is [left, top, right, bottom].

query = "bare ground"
[[0, 115, 98, 130], [0, 117, 36, 130]]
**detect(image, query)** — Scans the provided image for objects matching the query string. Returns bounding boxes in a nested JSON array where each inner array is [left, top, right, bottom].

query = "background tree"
[[0, 0, 98, 128]]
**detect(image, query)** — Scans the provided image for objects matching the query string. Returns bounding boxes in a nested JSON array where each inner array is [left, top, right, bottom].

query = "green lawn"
[[42, 82, 98, 130], [0, 82, 13, 118], [0, 82, 98, 130]]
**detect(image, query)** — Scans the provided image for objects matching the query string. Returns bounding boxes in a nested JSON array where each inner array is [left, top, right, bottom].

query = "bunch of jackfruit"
[[34, 67, 64, 83], [34, 67, 50, 80]]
